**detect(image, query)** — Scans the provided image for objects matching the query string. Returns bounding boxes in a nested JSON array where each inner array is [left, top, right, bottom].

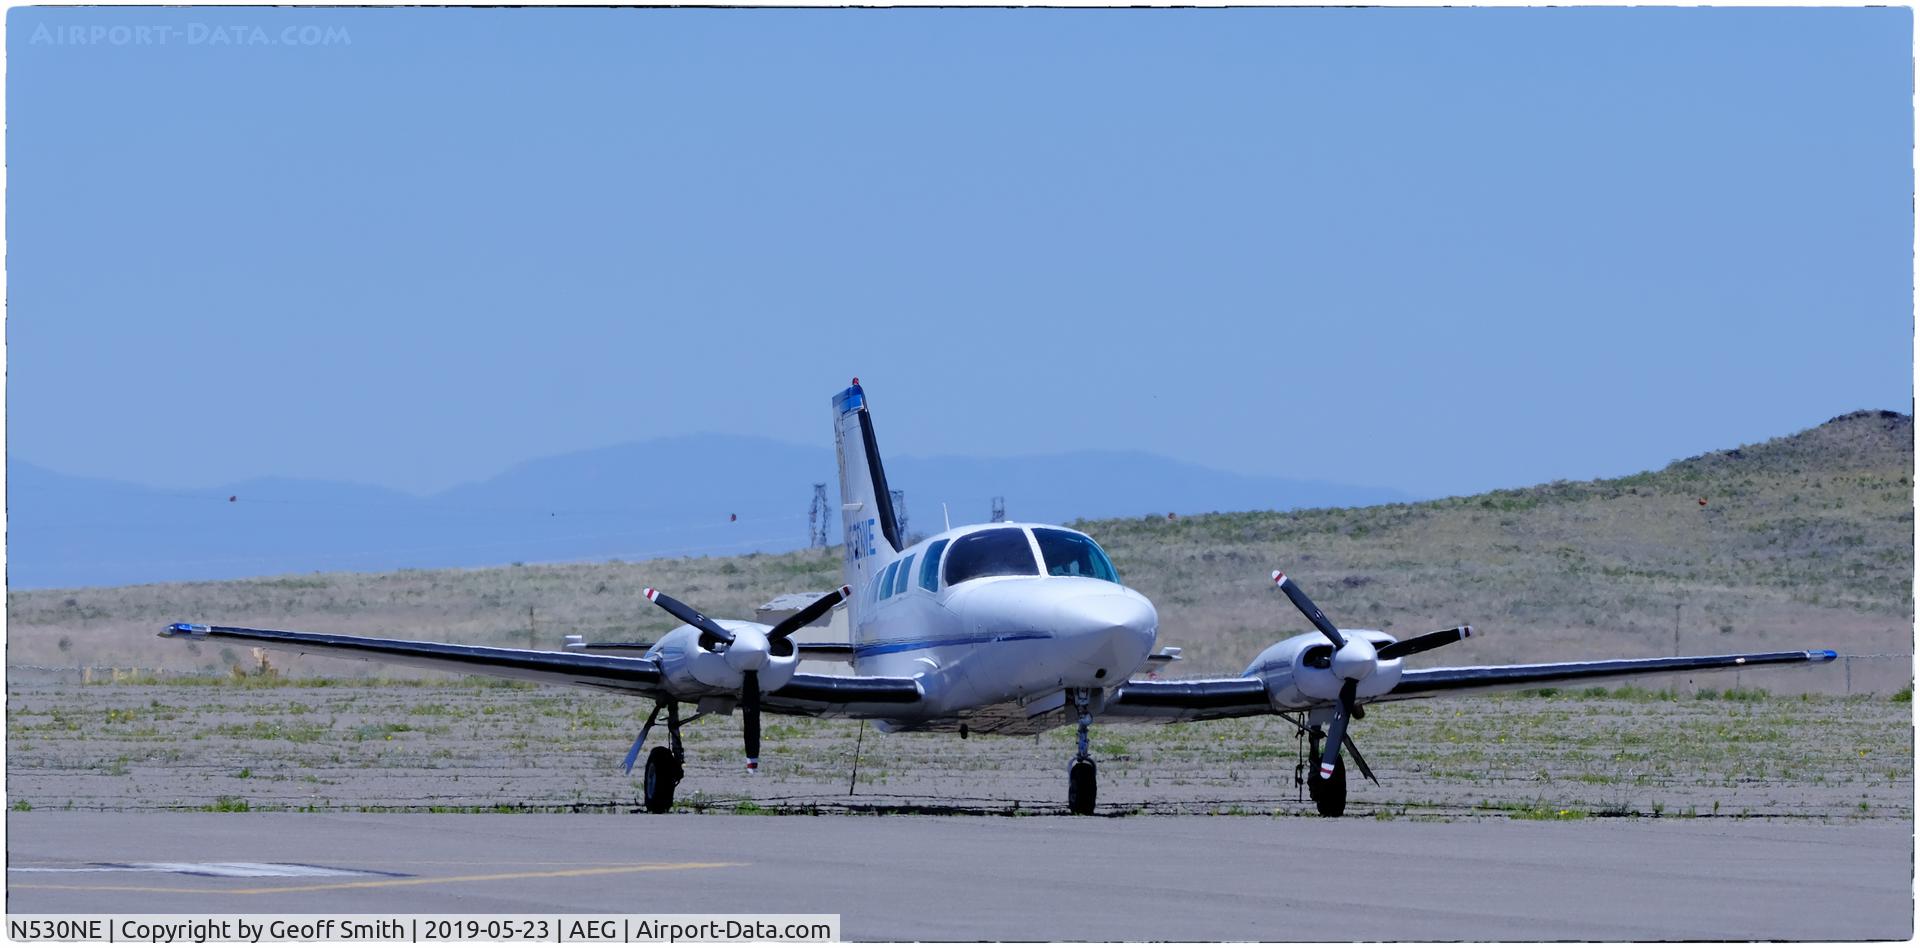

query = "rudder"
[[832, 380, 902, 599]]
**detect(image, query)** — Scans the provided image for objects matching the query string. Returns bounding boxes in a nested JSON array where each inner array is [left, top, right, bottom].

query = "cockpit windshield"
[[1033, 528, 1120, 583], [943, 528, 1040, 585]]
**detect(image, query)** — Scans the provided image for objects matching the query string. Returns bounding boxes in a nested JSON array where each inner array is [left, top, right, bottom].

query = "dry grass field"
[[6, 681, 1910, 820], [5, 410, 1911, 691]]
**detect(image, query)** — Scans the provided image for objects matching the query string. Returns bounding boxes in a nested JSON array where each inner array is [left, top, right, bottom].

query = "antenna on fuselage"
[[942, 502, 951, 532]]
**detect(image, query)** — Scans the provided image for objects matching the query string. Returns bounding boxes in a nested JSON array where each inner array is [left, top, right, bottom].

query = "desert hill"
[[8, 411, 1910, 691]]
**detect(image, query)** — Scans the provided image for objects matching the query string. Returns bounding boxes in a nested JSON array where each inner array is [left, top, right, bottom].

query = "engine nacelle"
[[1244, 630, 1405, 711], [646, 620, 802, 696]]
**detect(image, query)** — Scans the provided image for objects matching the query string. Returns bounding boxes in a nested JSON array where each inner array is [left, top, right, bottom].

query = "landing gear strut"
[[1305, 725, 1346, 818], [642, 701, 686, 814], [1067, 688, 1098, 816]]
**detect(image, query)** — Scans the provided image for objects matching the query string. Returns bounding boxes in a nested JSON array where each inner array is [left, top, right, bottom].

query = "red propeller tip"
[[1272, 571, 1287, 585], [838, 584, 852, 597], [643, 588, 658, 601]]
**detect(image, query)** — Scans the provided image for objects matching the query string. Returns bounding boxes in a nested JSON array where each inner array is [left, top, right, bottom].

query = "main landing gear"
[[641, 701, 686, 814], [1067, 688, 1098, 816], [1303, 725, 1347, 818]]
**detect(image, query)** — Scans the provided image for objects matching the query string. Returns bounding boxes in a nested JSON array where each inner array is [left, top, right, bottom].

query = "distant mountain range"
[[7, 435, 1413, 589]]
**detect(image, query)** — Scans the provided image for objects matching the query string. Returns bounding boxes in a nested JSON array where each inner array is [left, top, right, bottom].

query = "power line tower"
[[889, 489, 908, 540], [808, 483, 831, 549], [990, 496, 1006, 523]]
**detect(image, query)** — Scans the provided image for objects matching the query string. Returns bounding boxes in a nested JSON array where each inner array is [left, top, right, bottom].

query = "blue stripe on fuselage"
[[852, 630, 1052, 658]]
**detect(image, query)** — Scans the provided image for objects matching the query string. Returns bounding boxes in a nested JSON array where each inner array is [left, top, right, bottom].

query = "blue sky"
[[9, 7, 1912, 499]]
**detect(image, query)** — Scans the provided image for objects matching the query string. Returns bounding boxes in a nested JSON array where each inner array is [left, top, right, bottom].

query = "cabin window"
[[943, 528, 1040, 585], [893, 555, 914, 597], [1033, 528, 1120, 583], [919, 539, 949, 591], [876, 561, 899, 600]]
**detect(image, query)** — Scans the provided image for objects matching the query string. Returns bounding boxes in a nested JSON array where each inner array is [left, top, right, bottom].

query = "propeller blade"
[[1317, 679, 1358, 781], [1273, 571, 1346, 649], [1377, 625, 1473, 661], [741, 670, 761, 774], [1340, 729, 1380, 787], [767, 585, 853, 643], [622, 703, 663, 774], [644, 587, 735, 651]]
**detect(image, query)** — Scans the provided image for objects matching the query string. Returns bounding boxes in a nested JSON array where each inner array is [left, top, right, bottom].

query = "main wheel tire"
[[1308, 755, 1347, 817], [1067, 759, 1098, 816], [643, 746, 681, 814]]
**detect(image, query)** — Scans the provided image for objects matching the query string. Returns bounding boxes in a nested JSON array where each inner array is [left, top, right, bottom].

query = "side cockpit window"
[[943, 528, 1039, 585], [893, 555, 914, 597], [1033, 528, 1120, 583], [919, 539, 949, 591]]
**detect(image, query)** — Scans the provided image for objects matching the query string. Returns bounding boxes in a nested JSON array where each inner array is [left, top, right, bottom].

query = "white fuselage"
[[846, 522, 1159, 718]]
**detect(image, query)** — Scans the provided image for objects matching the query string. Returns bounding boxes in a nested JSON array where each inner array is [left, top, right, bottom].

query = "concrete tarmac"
[[6, 813, 1912, 941]]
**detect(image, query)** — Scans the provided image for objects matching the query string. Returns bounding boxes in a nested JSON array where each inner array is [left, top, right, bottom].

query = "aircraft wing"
[[1105, 677, 1274, 722], [1102, 648, 1836, 721], [1382, 648, 1839, 700], [762, 673, 925, 717], [569, 639, 855, 664], [160, 623, 923, 715], [159, 623, 668, 696]]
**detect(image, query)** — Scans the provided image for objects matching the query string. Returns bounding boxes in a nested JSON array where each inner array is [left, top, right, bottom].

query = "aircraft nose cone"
[[1067, 595, 1157, 637], [1058, 594, 1158, 668], [725, 628, 771, 672], [1331, 637, 1378, 681]]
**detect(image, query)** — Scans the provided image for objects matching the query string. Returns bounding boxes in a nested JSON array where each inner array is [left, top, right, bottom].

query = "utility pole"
[[990, 496, 1006, 523], [528, 606, 537, 651], [890, 489, 908, 540], [809, 483, 831, 549], [1673, 602, 1681, 657]]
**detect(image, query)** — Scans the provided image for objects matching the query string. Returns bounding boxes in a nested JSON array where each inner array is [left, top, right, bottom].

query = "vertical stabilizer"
[[833, 380, 902, 604]]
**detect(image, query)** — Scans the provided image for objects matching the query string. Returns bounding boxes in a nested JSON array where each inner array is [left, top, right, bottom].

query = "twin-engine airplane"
[[162, 381, 1838, 816]]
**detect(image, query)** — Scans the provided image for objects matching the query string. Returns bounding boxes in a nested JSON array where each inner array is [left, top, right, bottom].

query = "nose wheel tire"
[[1307, 754, 1346, 817], [643, 745, 683, 814], [1067, 759, 1098, 815]]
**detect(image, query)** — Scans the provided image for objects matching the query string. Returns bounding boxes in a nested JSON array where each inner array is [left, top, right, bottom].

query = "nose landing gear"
[[1067, 688, 1098, 815]]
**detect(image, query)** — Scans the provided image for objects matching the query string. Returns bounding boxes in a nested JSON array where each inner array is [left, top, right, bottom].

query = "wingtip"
[[1811, 649, 1839, 663], [160, 622, 210, 639]]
